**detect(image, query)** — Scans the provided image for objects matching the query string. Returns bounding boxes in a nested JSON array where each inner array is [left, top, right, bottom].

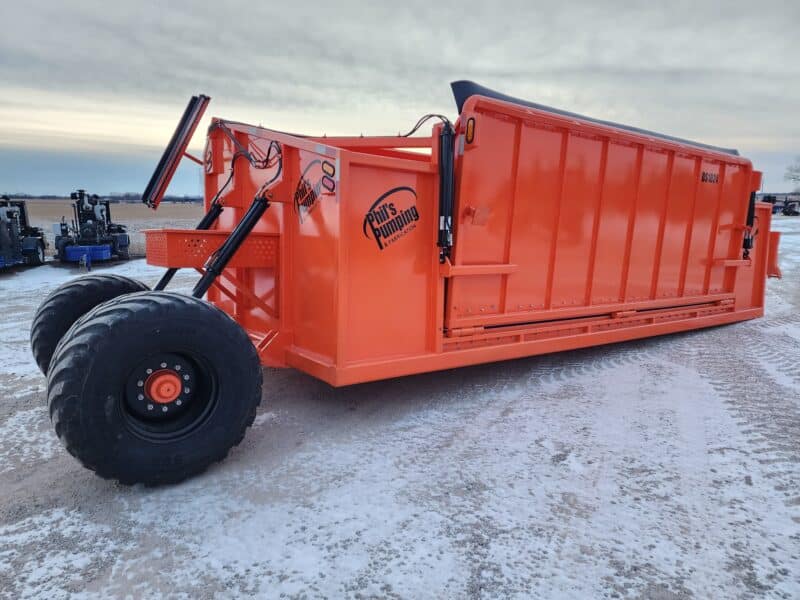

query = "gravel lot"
[[0, 218, 798, 599]]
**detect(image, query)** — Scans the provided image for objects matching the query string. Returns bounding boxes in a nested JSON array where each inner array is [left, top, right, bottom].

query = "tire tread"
[[47, 291, 262, 485], [30, 274, 149, 374]]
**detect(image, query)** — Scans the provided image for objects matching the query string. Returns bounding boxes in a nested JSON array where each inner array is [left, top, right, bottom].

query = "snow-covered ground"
[[1, 220, 799, 599]]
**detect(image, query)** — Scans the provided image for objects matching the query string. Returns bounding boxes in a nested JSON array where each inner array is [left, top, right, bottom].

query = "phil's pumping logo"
[[294, 159, 336, 223], [362, 187, 419, 250]]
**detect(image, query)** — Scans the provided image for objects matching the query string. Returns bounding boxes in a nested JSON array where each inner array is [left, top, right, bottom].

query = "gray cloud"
[[0, 0, 797, 193]]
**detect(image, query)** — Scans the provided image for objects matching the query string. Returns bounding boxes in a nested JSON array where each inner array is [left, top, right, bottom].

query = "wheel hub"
[[125, 353, 197, 421], [145, 370, 182, 404]]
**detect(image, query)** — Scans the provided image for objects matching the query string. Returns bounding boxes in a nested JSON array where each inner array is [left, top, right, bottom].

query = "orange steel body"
[[145, 94, 780, 386]]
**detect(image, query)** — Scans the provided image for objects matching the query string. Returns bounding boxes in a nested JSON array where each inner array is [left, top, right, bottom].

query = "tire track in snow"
[[666, 324, 800, 596]]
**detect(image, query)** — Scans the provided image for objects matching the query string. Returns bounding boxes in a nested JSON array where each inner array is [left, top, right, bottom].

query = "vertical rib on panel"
[[619, 145, 644, 301], [500, 121, 522, 314], [585, 139, 609, 305], [678, 157, 702, 297], [543, 131, 569, 310], [650, 151, 675, 299]]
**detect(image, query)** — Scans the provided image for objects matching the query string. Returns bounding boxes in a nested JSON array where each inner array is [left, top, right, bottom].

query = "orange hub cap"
[[145, 370, 182, 404]]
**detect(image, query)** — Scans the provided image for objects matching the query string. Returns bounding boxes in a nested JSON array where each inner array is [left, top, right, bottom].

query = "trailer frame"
[[144, 87, 781, 386]]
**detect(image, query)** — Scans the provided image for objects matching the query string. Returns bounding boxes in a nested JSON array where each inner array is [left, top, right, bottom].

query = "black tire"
[[30, 274, 149, 374], [55, 238, 71, 261], [47, 292, 262, 485], [26, 241, 45, 266]]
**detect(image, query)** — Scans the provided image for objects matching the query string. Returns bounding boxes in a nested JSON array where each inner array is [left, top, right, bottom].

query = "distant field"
[[24, 199, 203, 257]]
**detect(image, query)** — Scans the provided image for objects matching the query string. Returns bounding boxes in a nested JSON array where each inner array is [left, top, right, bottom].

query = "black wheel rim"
[[122, 351, 217, 442]]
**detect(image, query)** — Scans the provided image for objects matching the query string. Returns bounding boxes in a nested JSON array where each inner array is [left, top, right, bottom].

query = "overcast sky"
[[0, 0, 797, 195]]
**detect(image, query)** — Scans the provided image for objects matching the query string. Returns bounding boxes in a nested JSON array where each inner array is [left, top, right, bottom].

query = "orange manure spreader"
[[31, 82, 782, 484]]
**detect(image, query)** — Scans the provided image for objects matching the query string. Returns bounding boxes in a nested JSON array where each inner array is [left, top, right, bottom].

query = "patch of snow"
[[0, 260, 166, 294], [0, 260, 197, 394], [4, 353, 793, 598], [0, 508, 123, 600], [252, 411, 278, 428], [0, 408, 58, 474]]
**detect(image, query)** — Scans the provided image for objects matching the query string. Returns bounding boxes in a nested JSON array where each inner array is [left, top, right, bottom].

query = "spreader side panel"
[[339, 155, 438, 365], [445, 95, 760, 331], [284, 147, 342, 365]]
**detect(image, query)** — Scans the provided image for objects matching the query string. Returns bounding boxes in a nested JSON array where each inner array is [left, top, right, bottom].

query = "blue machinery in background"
[[0, 196, 46, 269], [62, 244, 113, 270], [54, 189, 130, 268]]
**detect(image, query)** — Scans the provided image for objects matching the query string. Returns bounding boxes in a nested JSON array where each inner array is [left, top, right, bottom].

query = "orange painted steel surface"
[[145, 370, 182, 404], [145, 94, 779, 386], [147, 229, 278, 269]]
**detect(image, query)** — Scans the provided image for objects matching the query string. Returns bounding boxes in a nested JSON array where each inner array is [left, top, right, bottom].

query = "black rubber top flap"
[[450, 80, 739, 156]]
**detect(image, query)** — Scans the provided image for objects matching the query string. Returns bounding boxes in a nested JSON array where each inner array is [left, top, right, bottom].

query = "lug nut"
[[147, 404, 154, 411]]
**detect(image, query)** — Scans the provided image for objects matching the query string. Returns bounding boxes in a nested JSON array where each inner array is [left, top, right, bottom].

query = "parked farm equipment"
[[32, 83, 782, 485], [0, 196, 46, 269], [782, 201, 799, 217], [53, 189, 130, 267]]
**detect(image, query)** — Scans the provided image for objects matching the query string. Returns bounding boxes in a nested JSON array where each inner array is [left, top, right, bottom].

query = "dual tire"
[[31, 276, 263, 485], [31, 274, 149, 374]]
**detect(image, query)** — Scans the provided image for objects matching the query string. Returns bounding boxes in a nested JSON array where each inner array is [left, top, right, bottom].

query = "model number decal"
[[363, 187, 419, 250], [701, 171, 719, 184]]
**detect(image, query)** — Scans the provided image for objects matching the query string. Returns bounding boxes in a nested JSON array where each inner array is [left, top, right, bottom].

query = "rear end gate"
[[33, 85, 781, 485]]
